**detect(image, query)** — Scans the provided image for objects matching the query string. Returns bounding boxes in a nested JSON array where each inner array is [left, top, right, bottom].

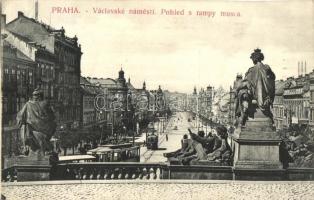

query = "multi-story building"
[[2, 39, 37, 157], [5, 11, 82, 137], [197, 85, 214, 119], [309, 71, 314, 130], [165, 90, 187, 112], [1, 14, 57, 157], [80, 77, 106, 142], [273, 80, 287, 130], [2, 15, 56, 126], [283, 75, 310, 127], [87, 69, 129, 138]]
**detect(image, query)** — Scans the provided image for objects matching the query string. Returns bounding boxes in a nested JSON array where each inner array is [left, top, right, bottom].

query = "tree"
[[59, 130, 80, 156]]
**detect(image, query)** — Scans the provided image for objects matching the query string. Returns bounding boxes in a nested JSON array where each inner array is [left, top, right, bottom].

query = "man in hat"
[[235, 48, 276, 126], [17, 88, 56, 159]]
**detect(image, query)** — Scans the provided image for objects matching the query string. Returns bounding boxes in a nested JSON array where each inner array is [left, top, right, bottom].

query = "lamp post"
[[196, 93, 200, 132], [99, 110, 103, 143], [126, 90, 135, 145]]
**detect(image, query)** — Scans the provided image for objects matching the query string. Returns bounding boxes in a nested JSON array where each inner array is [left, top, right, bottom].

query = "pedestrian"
[[166, 134, 169, 141]]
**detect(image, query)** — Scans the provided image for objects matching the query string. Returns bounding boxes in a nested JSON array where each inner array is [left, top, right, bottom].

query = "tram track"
[[142, 113, 191, 162], [142, 120, 173, 162], [143, 132, 167, 162]]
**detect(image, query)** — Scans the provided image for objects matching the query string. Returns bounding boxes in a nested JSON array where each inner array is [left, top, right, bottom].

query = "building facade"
[[309, 72, 314, 129], [2, 12, 82, 155], [80, 77, 106, 143], [86, 69, 130, 140], [273, 80, 287, 130], [283, 75, 310, 127]]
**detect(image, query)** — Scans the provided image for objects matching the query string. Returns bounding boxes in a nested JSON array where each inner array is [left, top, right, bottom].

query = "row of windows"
[[37, 63, 55, 80], [41, 83, 54, 99], [58, 88, 80, 105], [83, 112, 95, 125], [59, 72, 79, 85], [84, 97, 94, 109], [2, 96, 27, 115], [274, 96, 284, 104], [56, 45, 79, 67], [273, 107, 285, 118], [4, 65, 34, 86], [274, 104, 309, 119], [59, 107, 80, 122]]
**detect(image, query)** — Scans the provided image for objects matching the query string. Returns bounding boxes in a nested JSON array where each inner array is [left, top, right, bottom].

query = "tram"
[[147, 134, 158, 150], [87, 143, 140, 162], [58, 155, 96, 164]]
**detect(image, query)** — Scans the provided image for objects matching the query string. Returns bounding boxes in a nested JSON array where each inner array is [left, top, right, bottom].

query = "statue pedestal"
[[232, 116, 282, 171], [4, 153, 51, 182]]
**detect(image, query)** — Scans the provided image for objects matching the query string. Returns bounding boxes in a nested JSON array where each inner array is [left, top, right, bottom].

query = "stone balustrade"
[[2, 162, 314, 182], [2, 167, 17, 182], [54, 162, 167, 180]]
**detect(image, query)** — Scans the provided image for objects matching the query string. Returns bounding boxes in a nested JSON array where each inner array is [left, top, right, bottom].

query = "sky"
[[2, 0, 314, 93]]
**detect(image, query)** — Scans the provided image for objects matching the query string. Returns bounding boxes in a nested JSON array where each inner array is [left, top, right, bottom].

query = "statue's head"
[[216, 125, 228, 139], [250, 48, 264, 64], [32, 89, 43, 101], [197, 130, 205, 137]]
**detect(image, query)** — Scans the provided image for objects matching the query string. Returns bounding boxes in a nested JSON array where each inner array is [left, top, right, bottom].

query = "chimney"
[[298, 61, 300, 76], [18, 11, 24, 18], [35, 0, 39, 20], [305, 61, 307, 75], [1, 14, 6, 31], [301, 61, 304, 77]]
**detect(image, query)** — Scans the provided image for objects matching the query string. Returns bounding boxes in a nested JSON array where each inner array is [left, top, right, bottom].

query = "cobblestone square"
[[2, 181, 314, 200]]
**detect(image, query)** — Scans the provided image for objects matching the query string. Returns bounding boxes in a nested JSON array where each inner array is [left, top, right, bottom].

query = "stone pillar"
[[232, 110, 284, 180], [4, 155, 51, 181]]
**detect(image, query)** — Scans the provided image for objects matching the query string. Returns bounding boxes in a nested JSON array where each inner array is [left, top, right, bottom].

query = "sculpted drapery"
[[234, 49, 276, 126], [16, 90, 56, 153]]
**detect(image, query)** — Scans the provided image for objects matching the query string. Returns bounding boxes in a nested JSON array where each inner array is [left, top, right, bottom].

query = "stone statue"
[[16, 88, 57, 159], [234, 49, 276, 126]]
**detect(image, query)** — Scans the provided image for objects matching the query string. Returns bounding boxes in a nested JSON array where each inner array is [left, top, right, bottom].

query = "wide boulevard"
[[140, 112, 198, 163]]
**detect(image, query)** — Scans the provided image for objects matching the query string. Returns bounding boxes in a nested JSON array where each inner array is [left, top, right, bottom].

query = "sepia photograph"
[[1, 0, 314, 199]]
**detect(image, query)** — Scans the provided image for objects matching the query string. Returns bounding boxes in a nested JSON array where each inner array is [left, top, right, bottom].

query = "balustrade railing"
[[2, 167, 17, 182], [54, 162, 166, 180], [3, 162, 314, 182]]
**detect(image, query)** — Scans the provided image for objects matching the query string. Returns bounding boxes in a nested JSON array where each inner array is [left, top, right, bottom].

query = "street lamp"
[[126, 90, 135, 144]]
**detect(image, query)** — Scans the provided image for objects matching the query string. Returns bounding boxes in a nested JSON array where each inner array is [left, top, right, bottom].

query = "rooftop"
[[3, 40, 34, 63]]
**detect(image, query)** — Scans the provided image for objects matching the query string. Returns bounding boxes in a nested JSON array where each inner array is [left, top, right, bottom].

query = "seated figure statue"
[[206, 126, 232, 163], [234, 48, 276, 127], [165, 126, 232, 165], [189, 129, 222, 154]]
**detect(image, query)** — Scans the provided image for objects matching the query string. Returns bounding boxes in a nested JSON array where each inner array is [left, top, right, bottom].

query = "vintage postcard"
[[1, 0, 314, 199]]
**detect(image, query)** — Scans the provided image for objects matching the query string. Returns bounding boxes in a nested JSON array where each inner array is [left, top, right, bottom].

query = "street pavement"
[[140, 112, 197, 163], [2, 181, 314, 200]]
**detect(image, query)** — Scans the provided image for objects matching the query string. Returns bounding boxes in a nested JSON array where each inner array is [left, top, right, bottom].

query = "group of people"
[[164, 125, 232, 165]]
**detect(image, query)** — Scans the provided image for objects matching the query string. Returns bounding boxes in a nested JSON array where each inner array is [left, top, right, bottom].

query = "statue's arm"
[[189, 131, 214, 145], [16, 103, 27, 127], [235, 80, 249, 92], [265, 65, 276, 80]]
